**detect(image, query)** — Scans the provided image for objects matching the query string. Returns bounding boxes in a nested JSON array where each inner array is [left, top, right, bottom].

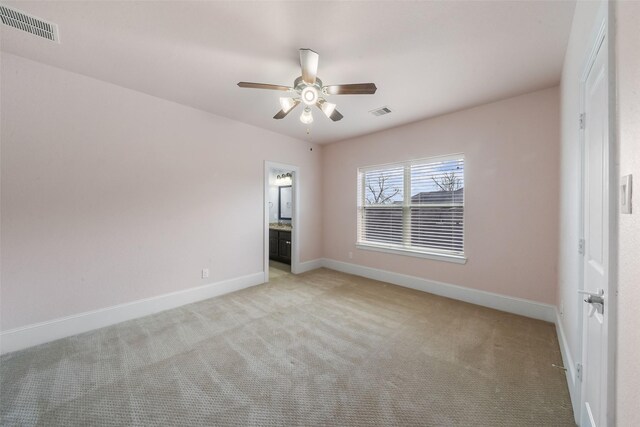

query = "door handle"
[[579, 289, 605, 315], [578, 288, 604, 298], [584, 294, 604, 305]]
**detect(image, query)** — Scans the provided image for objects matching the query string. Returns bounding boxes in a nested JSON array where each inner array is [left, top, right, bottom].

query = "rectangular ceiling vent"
[[0, 5, 59, 43], [369, 106, 392, 117]]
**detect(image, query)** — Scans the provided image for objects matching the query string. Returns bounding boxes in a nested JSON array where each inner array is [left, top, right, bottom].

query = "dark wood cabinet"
[[269, 229, 291, 264], [269, 230, 279, 258], [276, 230, 291, 264]]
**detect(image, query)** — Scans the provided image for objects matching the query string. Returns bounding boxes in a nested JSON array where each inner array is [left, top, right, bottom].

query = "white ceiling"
[[1, 1, 576, 144]]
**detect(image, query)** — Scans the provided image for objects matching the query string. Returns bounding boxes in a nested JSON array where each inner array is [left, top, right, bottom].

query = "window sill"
[[355, 243, 467, 264]]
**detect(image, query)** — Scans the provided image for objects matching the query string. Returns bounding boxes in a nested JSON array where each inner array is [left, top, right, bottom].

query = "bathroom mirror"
[[279, 186, 292, 220]]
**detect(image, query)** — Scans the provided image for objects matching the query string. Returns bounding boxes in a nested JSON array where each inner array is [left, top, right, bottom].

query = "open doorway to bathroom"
[[264, 161, 299, 282]]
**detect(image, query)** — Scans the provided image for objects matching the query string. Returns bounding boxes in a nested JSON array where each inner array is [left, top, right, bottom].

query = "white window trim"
[[356, 242, 467, 264], [357, 153, 466, 263], [357, 153, 464, 172]]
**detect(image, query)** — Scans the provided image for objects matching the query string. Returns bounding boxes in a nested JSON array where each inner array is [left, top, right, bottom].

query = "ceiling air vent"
[[369, 106, 392, 117], [0, 5, 59, 42]]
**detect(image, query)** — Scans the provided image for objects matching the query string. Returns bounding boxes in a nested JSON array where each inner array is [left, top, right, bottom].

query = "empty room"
[[1, 1, 638, 426]]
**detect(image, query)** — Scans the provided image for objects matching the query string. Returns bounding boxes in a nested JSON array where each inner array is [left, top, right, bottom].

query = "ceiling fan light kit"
[[318, 99, 336, 117], [238, 48, 377, 126], [300, 107, 314, 124], [279, 97, 299, 114]]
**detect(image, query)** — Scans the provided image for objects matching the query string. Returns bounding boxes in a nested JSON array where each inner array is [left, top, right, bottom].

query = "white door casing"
[[580, 30, 609, 427], [264, 161, 300, 281]]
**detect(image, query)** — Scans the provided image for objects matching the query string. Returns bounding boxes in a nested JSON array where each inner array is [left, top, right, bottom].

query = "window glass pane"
[[363, 167, 404, 205], [410, 159, 464, 204], [362, 206, 403, 245], [410, 159, 464, 253], [410, 206, 463, 252]]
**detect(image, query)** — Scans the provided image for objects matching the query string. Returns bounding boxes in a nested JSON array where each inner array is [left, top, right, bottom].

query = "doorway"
[[264, 161, 300, 282]]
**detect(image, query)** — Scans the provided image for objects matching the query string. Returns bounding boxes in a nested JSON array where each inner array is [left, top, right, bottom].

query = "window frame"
[[356, 153, 467, 264]]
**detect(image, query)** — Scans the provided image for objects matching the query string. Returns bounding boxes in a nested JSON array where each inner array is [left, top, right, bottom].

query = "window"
[[357, 154, 465, 263]]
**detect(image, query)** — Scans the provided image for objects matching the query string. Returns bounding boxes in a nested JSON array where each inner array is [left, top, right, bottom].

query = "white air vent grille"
[[370, 106, 392, 116], [0, 5, 59, 42]]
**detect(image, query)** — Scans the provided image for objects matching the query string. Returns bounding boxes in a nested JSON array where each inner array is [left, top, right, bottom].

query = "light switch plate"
[[621, 175, 632, 214]]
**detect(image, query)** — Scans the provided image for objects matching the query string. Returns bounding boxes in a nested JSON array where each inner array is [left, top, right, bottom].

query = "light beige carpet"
[[0, 268, 574, 426]]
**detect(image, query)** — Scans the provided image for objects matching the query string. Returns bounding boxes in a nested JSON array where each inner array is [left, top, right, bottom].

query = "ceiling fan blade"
[[273, 101, 300, 119], [300, 48, 319, 85], [237, 82, 291, 91], [323, 83, 377, 95], [328, 109, 343, 121], [273, 110, 289, 119]]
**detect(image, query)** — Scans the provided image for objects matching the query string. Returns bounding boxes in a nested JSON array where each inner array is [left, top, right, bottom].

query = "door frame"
[[577, 4, 618, 425], [264, 161, 300, 282]]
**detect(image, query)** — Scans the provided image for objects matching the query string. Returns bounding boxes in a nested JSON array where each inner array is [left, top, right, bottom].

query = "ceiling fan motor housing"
[[294, 76, 324, 106], [294, 77, 322, 92]]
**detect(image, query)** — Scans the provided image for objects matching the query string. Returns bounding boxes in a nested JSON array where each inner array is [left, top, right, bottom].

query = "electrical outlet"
[[348, 251, 353, 259], [202, 268, 209, 279]]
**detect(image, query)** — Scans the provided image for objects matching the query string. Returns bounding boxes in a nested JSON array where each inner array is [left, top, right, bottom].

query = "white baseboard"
[[0, 272, 264, 355], [321, 258, 556, 323], [294, 258, 323, 274], [556, 309, 580, 424]]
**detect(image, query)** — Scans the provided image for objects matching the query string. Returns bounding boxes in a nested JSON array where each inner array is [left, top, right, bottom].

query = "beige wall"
[[0, 53, 323, 330], [322, 87, 560, 305], [615, 1, 640, 424]]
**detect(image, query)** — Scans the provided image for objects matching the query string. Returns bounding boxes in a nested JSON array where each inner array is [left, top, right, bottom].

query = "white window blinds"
[[357, 155, 464, 258]]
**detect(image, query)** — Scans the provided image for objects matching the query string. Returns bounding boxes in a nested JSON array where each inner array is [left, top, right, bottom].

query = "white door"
[[580, 35, 609, 427]]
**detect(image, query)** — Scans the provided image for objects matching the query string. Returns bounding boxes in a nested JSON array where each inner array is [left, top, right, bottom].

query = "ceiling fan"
[[238, 48, 377, 124]]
